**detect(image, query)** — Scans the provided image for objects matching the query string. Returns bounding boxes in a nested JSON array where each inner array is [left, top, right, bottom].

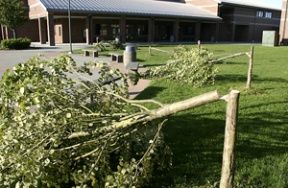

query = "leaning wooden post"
[[246, 46, 254, 89], [220, 90, 240, 188]]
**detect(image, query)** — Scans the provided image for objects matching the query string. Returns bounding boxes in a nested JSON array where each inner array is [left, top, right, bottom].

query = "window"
[[100, 24, 107, 36], [265, 12, 272, 18], [137, 25, 148, 35], [184, 26, 194, 35], [256, 11, 264, 17], [111, 24, 119, 36]]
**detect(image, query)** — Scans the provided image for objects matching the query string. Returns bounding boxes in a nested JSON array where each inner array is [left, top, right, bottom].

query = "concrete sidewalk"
[[0, 43, 150, 99]]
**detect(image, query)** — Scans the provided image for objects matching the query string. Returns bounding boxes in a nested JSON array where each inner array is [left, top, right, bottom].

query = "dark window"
[[184, 26, 194, 35], [100, 24, 107, 36], [138, 25, 148, 35], [96, 24, 101, 35]]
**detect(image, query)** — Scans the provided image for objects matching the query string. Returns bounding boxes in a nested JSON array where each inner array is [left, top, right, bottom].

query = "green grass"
[[130, 44, 288, 187]]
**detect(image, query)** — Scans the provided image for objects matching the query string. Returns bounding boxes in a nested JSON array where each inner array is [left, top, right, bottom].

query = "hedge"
[[1, 37, 31, 49]]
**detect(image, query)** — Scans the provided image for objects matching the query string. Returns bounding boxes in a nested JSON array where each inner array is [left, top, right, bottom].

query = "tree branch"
[[68, 90, 221, 139]]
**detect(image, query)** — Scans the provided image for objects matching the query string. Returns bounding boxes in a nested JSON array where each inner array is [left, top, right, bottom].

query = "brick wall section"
[[185, 0, 219, 15], [16, 20, 39, 41], [53, 18, 87, 44], [219, 5, 281, 42], [279, 0, 288, 45]]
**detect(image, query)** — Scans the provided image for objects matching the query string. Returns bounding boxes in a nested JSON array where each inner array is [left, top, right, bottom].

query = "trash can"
[[124, 44, 136, 67]]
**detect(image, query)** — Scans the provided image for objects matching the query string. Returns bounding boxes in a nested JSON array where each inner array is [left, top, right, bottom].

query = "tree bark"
[[209, 52, 246, 64], [11, 28, 16, 39], [69, 90, 222, 139], [220, 90, 240, 188]]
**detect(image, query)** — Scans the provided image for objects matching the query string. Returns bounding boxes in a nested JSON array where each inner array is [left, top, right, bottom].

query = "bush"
[[1, 37, 31, 49], [109, 40, 125, 50], [93, 40, 108, 51]]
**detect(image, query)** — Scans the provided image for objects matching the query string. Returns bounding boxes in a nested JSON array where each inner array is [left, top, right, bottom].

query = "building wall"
[[54, 18, 86, 43], [16, 20, 39, 41], [279, 0, 288, 45], [18, 0, 281, 44], [1, 0, 39, 41], [219, 5, 280, 42]]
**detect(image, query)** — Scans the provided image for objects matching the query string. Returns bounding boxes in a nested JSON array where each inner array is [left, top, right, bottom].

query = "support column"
[[4, 27, 8, 40], [173, 20, 179, 43], [119, 17, 126, 43], [195, 21, 201, 42], [215, 22, 220, 42], [1, 25, 5, 40], [38, 17, 47, 44], [148, 18, 155, 42], [47, 13, 55, 46], [86, 16, 93, 44]]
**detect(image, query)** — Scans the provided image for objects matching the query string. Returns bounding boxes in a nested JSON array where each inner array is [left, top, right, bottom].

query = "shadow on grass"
[[142, 63, 166, 67], [215, 74, 248, 83], [144, 114, 225, 188], [215, 60, 247, 65], [216, 74, 288, 84], [134, 86, 166, 100], [144, 101, 288, 187]]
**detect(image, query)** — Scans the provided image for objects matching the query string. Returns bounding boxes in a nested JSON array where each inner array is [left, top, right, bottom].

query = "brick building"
[[0, 0, 281, 46]]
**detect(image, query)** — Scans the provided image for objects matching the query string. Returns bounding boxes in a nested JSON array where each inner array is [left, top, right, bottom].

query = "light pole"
[[68, 0, 73, 54]]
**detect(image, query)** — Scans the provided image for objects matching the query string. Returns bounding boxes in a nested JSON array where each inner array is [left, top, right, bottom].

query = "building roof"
[[217, 0, 281, 11], [39, 0, 221, 20]]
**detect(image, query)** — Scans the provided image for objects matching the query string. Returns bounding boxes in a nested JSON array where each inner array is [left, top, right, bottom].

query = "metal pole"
[[68, 0, 73, 54]]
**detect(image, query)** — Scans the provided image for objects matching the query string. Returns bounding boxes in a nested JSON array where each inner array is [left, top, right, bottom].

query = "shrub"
[[1, 37, 31, 49], [109, 40, 125, 50], [93, 40, 108, 51]]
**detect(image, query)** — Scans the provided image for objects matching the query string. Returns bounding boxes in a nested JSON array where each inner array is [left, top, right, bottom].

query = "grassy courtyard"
[[128, 44, 288, 187]]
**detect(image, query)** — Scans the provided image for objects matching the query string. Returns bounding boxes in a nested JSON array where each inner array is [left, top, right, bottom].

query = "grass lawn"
[[127, 44, 288, 187]]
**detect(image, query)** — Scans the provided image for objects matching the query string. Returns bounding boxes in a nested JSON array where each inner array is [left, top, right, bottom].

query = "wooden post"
[[198, 40, 201, 55], [246, 46, 254, 89], [149, 46, 151, 55], [220, 90, 240, 188]]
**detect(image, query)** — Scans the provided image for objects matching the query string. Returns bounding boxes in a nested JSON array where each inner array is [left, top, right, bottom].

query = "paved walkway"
[[0, 43, 151, 99]]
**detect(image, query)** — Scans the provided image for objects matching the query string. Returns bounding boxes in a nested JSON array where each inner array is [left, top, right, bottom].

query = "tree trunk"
[[11, 28, 17, 39], [68, 90, 222, 139]]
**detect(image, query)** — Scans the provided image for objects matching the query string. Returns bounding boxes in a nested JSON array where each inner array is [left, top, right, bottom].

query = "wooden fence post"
[[246, 46, 254, 89], [220, 90, 240, 188], [198, 40, 201, 55], [149, 46, 151, 55]]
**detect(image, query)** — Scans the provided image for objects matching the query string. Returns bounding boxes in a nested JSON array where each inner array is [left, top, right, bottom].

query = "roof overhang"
[[39, 0, 221, 21]]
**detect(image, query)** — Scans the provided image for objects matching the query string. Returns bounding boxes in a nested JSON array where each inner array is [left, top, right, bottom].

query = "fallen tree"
[[0, 53, 240, 188]]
